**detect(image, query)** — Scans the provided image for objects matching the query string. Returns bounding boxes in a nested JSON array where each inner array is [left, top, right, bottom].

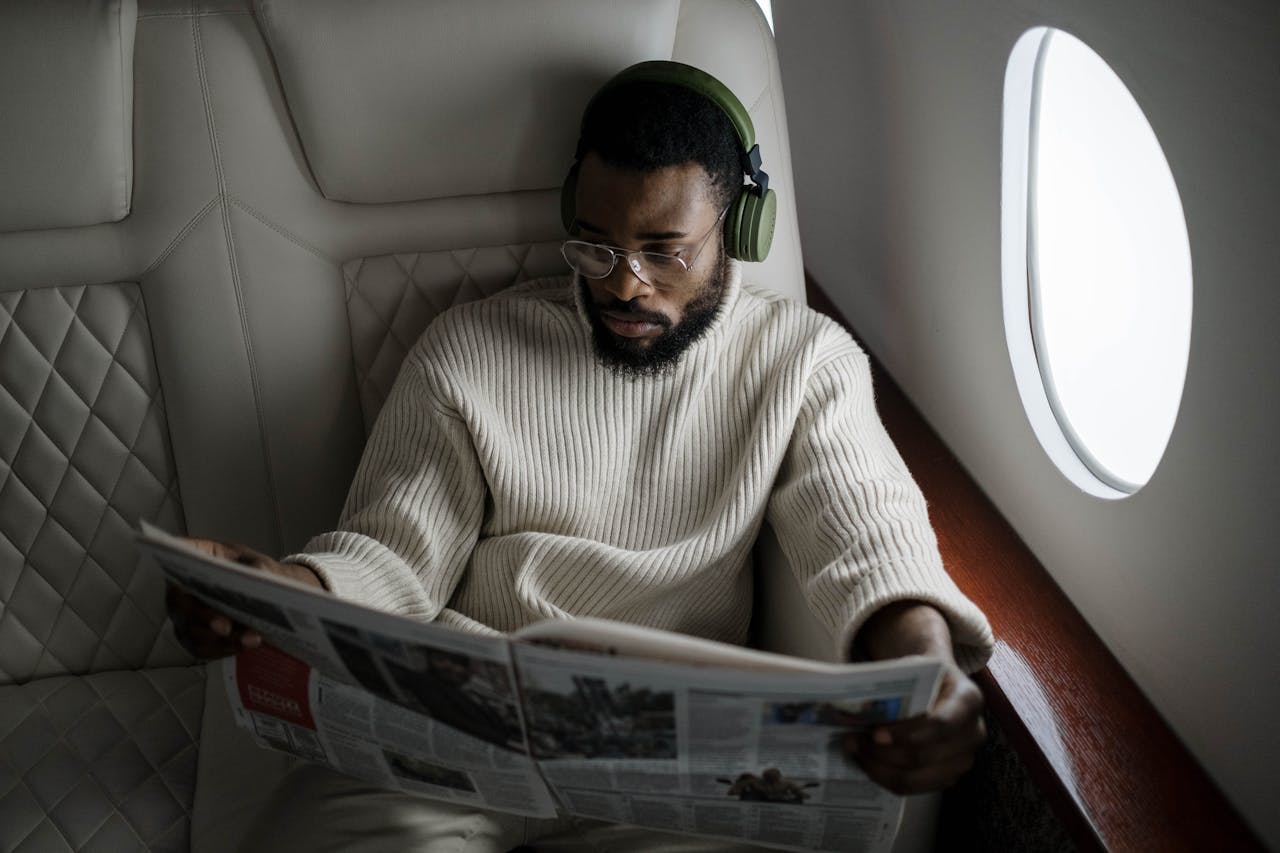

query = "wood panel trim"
[[804, 276, 1264, 852]]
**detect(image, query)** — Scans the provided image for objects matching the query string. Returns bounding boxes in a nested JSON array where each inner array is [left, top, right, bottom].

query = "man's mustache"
[[593, 300, 671, 328]]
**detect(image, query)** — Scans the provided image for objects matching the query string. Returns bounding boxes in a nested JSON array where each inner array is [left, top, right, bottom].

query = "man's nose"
[[603, 256, 652, 302]]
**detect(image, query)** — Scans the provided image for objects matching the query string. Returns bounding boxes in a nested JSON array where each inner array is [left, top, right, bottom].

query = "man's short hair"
[[577, 81, 742, 210]]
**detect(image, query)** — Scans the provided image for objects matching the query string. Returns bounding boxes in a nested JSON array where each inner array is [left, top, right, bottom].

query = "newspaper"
[[140, 523, 942, 853]]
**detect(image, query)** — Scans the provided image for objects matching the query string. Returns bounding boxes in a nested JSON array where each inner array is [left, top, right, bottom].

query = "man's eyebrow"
[[575, 218, 689, 242], [636, 229, 690, 241]]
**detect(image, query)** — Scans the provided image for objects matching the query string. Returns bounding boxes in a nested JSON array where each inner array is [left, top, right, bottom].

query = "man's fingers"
[[165, 580, 260, 658], [871, 678, 985, 749], [182, 537, 273, 569], [177, 620, 261, 657], [855, 728, 985, 771], [839, 666, 987, 792], [870, 708, 986, 752], [857, 751, 978, 796]]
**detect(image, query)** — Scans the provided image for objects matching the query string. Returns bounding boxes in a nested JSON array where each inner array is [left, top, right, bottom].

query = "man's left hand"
[[841, 661, 986, 795], [844, 600, 987, 794]]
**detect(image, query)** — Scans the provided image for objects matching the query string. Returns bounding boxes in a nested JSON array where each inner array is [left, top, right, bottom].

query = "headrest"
[[254, 0, 681, 204], [0, 0, 137, 233]]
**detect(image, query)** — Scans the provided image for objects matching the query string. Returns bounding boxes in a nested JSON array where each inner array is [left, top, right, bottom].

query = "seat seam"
[[0, 294, 175, 680], [61, 677, 191, 845], [226, 195, 336, 264], [3, 808, 55, 852], [138, 9, 253, 19], [7, 293, 92, 672], [116, 0, 130, 216], [192, 5, 286, 554], [142, 196, 220, 277]]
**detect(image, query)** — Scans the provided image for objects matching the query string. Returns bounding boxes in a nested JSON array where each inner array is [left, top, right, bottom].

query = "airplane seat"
[[0, 2, 206, 851], [0, 0, 938, 850]]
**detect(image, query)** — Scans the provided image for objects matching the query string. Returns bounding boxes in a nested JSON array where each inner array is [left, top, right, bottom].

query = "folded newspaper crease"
[[139, 522, 941, 853]]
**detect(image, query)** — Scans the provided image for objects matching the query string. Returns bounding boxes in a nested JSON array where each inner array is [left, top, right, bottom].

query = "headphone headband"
[[579, 61, 769, 196], [562, 60, 776, 262], [589, 61, 756, 151]]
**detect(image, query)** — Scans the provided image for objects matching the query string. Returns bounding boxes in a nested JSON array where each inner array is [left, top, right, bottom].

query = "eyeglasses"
[[561, 205, 729, 289]]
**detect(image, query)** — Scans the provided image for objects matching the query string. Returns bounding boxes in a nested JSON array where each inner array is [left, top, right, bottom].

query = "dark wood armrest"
[[806, 277, 1265, 852]]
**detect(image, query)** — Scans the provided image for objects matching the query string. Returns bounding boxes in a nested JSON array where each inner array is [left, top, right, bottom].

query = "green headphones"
[[561, 60, 777, 264]]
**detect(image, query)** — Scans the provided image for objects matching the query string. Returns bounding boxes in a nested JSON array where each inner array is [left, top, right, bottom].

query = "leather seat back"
[[0, 0, 811, 685], [0, 0, 190, 684]]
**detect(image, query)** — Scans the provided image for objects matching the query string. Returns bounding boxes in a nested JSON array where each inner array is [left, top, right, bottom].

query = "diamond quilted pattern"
[[0, 667, 204, 853], [0, 285, 188, 684], [344, 241, 568, 431]]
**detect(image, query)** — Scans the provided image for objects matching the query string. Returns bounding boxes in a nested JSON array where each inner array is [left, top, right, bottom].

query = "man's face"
[[573, 153, 729, 376]]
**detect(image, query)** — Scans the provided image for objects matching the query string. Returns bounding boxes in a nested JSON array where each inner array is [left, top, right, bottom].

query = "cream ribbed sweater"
[[292, 265, 993, 671]]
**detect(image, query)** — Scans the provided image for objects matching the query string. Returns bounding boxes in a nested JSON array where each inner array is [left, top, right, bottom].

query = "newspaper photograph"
[[511, 642, 938, 853]]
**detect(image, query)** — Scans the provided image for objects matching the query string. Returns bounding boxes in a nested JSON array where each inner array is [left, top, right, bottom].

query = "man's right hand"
[[164, 538, 326, 659]]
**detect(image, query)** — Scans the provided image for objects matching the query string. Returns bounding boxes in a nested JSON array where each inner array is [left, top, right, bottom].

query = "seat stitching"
[[138, 9, 253, 19], [193, 6, 286, 554], [57, 286, 151, 410], [3, 809, 56, 852], [142, 196, 220, 277], [0, 306, 175, 674], [8, 293, 90, 669], [227, 195, 336, 263]]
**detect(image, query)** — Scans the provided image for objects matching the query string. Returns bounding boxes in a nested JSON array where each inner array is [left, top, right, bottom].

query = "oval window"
[[1003, 27, 1192, 497]]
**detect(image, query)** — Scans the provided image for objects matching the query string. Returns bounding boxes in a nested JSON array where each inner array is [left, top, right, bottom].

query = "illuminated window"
[[756, 0, 773, 31], [1003, 28, 1192, 497]]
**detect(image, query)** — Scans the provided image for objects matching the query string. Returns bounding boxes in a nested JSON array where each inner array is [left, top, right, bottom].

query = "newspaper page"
[[141, 524, 559, 817], [141, 523, 943, 850], [512, 642, 939, 853]]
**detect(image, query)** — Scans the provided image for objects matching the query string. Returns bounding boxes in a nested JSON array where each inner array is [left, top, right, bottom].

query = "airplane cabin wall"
[[773, 1, 1279, 845]]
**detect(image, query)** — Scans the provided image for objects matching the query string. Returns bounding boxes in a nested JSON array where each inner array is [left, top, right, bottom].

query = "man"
[[169, 62, 993, 851]]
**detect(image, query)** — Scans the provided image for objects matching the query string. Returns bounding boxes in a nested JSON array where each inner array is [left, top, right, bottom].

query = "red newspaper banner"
[[236, 644, 316, 729]]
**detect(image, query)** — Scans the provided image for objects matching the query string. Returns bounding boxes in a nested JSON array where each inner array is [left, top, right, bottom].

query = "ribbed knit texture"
[[290, 264, 993, 671]]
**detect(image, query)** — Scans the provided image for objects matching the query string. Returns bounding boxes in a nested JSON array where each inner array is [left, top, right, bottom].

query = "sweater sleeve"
[[285, 348, 486, 621], [765, 340, 993, 672]]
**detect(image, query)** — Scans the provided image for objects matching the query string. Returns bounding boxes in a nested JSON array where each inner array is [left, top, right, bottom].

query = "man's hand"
[[165, 538, 325, 659], [842, 600, 987, 795], [841, 661, 985, 794]]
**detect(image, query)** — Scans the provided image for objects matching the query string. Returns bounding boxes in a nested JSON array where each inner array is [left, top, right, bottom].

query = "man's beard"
[[581, 250, 729, 378]]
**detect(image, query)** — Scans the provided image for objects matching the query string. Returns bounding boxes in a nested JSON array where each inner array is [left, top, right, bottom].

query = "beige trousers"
[[236, 762, 780, 853], [196, 672, 938, 853]]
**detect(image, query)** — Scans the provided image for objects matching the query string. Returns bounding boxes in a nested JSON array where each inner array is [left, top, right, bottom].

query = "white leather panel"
[[345, 241, 567, 431], [254, 0, 680, 203], [0, 0, 137, 233], [0, 284, 188, 684]]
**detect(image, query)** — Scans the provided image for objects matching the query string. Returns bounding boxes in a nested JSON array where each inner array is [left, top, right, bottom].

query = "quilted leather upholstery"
[[345, 242, 567, 430], [0, 667, 204, 853], [0, 284, 188, 684]]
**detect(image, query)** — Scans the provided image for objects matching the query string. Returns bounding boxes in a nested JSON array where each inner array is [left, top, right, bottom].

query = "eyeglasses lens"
[[561, 242, 615, 278], [561, 242, 689, 286]]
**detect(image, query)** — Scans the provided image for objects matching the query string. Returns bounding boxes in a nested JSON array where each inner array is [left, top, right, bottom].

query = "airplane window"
[[1002, 27, 1192, 497], [756, 0, 774, 32]]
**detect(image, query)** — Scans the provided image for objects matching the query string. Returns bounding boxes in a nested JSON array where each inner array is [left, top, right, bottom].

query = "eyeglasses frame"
[[562, 204, 731, 288]]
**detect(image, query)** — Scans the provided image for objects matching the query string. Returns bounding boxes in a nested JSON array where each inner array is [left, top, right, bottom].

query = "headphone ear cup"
[[727, 189, 777, 263], [561, 165, 579, 232], [724, 192, 748, 261]]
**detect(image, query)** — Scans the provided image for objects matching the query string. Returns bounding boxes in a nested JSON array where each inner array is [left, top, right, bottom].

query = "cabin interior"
[[0, 1, 1275, 851]]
